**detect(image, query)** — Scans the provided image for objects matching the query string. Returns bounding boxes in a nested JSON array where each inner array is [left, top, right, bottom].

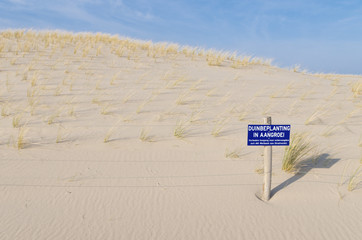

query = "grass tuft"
[[351, 81, 362, 97], [225, 147, 241, 159], [174, 120, 189, 139], [282, 133, 313, 173], [1, 103, 10, 117], [100, 103, 112, 115], [12, 114, 22, 128], [347, 165, 361, 191], [17, 127, 28, 149], [305, 108, 327, 125], [139, 128, 154, 142], [176, 91, 191, 105], [211, 118, 229, 137]]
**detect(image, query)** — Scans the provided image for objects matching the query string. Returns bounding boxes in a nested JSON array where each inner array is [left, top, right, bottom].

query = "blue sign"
[[248, 125, 291, 146]]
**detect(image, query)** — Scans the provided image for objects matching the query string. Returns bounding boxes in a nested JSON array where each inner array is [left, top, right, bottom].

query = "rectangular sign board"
[[248, 125, 291, 146]]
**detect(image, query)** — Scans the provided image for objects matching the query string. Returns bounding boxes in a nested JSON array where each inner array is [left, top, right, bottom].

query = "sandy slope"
[[0, 31, 361, 240]]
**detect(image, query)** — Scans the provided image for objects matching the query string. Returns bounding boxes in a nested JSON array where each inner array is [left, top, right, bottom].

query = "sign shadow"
[[271, 153, 340, 197]]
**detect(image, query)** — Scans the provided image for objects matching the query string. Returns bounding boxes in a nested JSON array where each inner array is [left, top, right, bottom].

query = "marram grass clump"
[[282, 133, 313, 173]]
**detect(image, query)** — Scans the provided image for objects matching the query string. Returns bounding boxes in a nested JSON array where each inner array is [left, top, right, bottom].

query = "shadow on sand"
[[271, 153, 340, 197]]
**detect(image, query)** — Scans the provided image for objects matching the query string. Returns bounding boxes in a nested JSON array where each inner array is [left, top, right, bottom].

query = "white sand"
[[0, 31, 361, 239]]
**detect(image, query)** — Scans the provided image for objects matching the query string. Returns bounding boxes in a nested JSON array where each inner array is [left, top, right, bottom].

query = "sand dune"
[[0, 30, 361, 240]]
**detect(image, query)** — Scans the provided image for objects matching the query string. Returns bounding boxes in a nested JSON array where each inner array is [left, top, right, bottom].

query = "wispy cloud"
[[0, 0, 149, 34]]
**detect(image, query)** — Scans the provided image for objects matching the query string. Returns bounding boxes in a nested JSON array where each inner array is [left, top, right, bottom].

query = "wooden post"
[[263, 116, 272, 201]]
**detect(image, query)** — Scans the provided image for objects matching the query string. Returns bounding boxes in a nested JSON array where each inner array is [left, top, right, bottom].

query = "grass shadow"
[[271, 153, 340, 197]]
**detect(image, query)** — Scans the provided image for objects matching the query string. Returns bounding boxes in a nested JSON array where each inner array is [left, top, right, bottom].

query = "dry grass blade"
[[305, 108, 327, 125], [211, 118, 229, 137], [176, 91, 191, 105], [104, 126, 115, 143], [56, 125, 68, 143], [101, 103, 112, 115], [347, 165, 361, 191], [225, 147, 241, 159]]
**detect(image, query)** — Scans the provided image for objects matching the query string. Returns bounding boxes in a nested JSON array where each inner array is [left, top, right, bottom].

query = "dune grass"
[[12, 114, 23, 128], [1, 30, 274, 76], [347, 165, 361, 191], [351, 81, 361, 97], [104, 126, 115, 143], [17, 126, 28, 149], [282, 133, 313, 173], [225, 147, 241, 159], [174, 120, 189, 139], [305, 108, 327, 125], [176, 90, 191, 105], [211, 118, 229, 137], [100, 103, 112, 115], [139, 128, 154, 142], [56, 125, 66, 143]]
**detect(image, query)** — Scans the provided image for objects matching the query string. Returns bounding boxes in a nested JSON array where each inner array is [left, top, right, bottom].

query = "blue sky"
[[1, 0, 362, 74]]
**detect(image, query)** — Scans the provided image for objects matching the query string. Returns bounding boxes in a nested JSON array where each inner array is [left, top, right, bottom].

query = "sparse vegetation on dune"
[[0, 28, 360, 175], [0, 29, 273, 69]]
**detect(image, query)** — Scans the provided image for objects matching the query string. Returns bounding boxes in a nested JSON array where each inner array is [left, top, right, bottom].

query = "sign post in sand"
[[247, 117, 291, 201]]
